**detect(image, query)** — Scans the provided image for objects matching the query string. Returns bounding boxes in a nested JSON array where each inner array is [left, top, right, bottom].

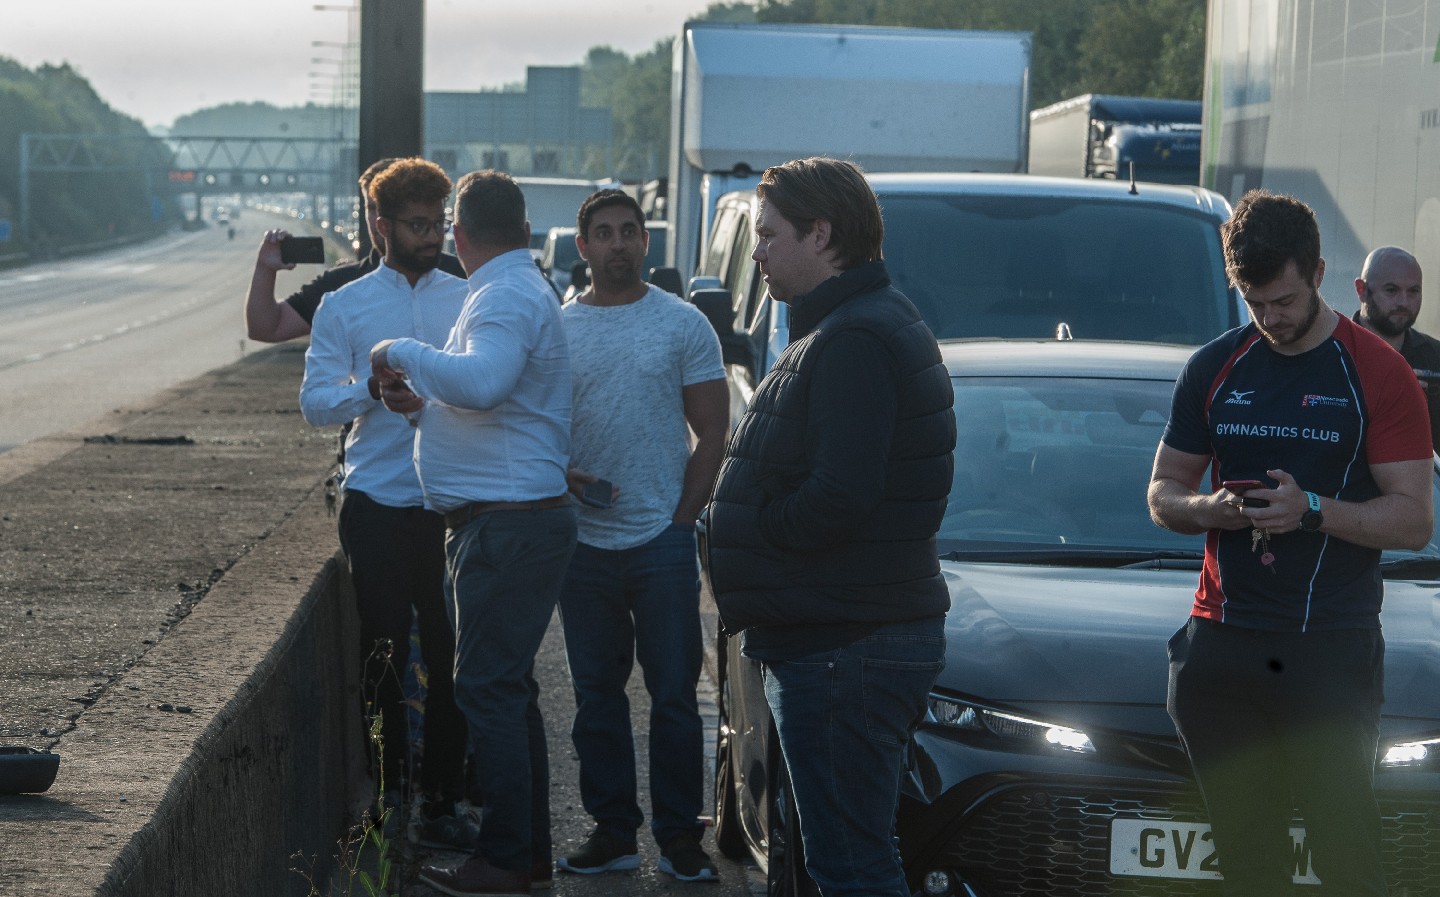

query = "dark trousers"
[[446, 505, 576, 872], [1167, 616, 1388, 897], [338, 489, 466, 802]]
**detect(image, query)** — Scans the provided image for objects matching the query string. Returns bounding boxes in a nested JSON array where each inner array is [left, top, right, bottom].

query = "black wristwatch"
[[1299, 491, 1324, 533]]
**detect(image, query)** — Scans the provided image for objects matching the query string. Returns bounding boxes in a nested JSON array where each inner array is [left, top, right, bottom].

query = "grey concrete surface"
[[0, 343, 757, 896], [0, 344, 358, 896]]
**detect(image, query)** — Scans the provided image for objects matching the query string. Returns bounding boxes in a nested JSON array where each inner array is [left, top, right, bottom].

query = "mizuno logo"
[[1224, 389, 1255, 405]]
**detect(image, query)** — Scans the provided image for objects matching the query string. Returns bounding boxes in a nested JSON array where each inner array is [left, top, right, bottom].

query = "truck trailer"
[[514, 176, 621, 251], [1202, 0, 1440, 324], [1029, 94, 1202, 184], [665, 21, 1032, 281]]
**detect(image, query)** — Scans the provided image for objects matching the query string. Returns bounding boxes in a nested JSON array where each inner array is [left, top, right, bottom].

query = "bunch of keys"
[[1251, 527, 1276, 573]]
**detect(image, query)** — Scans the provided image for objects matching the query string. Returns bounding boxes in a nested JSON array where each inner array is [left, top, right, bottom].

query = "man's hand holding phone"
[[279, 235, 326, 265], [1223, 478, 1271, 508], [566, 468, 618, 509]]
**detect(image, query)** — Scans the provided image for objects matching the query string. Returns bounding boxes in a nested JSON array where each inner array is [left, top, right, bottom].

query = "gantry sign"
[[17, 133, 356, 242]]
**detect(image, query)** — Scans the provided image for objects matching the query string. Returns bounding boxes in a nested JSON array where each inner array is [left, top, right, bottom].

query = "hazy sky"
[[3, 0, 711, 129]]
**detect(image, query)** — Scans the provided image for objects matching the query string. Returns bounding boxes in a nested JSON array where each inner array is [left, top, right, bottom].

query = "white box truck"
[[665, 21, 1032, 281], [1201, 0, 1440, 325], [515, 177, 621, 252], [1029, 94, 1202, 184]]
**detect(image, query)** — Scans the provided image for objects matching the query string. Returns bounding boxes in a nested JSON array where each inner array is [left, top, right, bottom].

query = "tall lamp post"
[[312, 37, 357, 251], [316, 1, 423, 258], [314, 3, 367, 254]]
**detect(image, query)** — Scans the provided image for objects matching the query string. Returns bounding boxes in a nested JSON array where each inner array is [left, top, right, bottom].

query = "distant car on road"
[[707, 339, 1440, 897], [540, 226, 582, 293]]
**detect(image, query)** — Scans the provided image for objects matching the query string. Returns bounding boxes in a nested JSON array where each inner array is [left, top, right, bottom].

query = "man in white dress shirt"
[[371, 169, 575, 897], [298, 158, 472, 843]]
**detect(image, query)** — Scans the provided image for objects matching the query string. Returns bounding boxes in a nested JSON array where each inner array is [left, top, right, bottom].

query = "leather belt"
[[444, 494, 571, 531]]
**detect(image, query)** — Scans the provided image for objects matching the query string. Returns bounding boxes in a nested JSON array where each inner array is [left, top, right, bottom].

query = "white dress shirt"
[[388, 249, 571, 512], [299, 262, 468, 508]]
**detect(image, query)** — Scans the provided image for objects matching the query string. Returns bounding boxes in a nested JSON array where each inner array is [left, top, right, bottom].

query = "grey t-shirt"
[[562, 286, 725, 550]]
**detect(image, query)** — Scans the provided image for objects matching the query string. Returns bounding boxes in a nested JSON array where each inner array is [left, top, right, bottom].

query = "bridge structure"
[[16, 133, 358, 245]]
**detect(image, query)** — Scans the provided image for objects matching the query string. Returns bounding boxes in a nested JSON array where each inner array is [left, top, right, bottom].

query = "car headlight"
[[1380, 736, 1440, 768], [926, 695, 1095, 754]]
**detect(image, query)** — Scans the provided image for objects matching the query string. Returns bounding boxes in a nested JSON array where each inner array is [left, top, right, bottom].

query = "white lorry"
[[1029, 94, 1202, 184], [515, 177, 621, 252], [664, 21, 1032, 281], [1201, 0, 1440, 324]]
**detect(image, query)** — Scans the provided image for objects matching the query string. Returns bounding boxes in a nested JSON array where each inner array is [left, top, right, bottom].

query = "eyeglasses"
[[385, 216, 452, 238]]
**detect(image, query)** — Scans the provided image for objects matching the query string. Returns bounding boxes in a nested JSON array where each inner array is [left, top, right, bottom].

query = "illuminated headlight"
[[1381, 737, 1440, 767], [926, 695, 1095, 754]]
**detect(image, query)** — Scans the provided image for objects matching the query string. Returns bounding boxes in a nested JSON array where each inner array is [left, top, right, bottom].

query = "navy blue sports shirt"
[[1163, 314, 1431, 631]]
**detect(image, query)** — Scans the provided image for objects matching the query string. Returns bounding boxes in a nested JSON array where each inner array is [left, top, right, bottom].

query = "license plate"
[[1109, 819, 1322, 885]]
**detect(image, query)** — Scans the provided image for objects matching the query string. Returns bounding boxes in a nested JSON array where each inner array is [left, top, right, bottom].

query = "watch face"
[[1300, 509, 1324, 532]]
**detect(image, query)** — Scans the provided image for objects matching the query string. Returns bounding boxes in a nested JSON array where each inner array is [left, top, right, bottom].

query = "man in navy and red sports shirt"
[[1148, 189, 1433, 897]]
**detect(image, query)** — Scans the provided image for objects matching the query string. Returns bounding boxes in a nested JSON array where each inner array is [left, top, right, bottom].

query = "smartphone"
[[1221, 479, 1269, 507], [579, 478, 614, 509], [1221, 479, 1265, 492], [279, 236, 326, 264]]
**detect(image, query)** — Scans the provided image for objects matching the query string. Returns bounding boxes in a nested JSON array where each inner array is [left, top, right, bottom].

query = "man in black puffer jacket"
[[705, 157, 955, 897]]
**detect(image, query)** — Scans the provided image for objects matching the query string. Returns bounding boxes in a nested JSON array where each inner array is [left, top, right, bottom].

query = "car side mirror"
[[692, 289, 734, 337], [691, 288, 752, 367], [648, 266, 684, 297], [688, 275, 723, 296]]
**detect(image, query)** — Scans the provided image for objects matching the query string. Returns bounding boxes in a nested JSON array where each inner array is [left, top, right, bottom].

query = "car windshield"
[[940, 375, 1440, 570], [881, 194, 1232, 345]]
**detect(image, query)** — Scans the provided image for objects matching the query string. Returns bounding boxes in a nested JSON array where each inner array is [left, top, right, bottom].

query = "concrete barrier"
[[0, 346, 363, 896]]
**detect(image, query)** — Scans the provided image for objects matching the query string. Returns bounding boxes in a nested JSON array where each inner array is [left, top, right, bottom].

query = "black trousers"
[[338, 489, 466, 802], [1167, 616, 1388, 897]]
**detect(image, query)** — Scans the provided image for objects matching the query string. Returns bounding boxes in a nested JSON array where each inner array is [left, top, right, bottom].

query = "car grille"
[[934, 787, 1440, 896]]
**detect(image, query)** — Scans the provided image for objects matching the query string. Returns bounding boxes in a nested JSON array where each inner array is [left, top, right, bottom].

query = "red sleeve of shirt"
[[1340, 316, 1433, 463]]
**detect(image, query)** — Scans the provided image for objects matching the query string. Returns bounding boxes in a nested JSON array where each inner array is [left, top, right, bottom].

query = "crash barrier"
[[102, 540, 361, 897], [0, 346, 363, 896]]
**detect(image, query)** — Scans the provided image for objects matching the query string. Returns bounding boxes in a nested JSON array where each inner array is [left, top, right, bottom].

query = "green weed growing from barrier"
[[292, 712, 401, 896], [293, 639, 411, 896]]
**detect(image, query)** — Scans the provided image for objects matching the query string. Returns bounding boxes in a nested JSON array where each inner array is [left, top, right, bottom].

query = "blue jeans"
[[557, 523, 705, 847], [445, 505, 576, 872], [763, 617, 946, 897]]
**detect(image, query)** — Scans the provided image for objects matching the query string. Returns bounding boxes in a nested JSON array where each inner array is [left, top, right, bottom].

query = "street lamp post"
[[314, 3, 362, 254]]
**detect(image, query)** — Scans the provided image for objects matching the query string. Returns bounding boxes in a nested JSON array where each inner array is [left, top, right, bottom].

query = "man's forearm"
[[1310, 492, 1432, 550], [672, 436, 726, 524], [244, 266, 282, 341], [1148, 478, 1221, 535]]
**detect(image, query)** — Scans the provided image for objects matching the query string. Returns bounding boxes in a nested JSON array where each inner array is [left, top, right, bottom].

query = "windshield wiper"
[[1118, 550, 1207, 570], [941, 547, 1204, 568], [1378, 556, 1440, 580]]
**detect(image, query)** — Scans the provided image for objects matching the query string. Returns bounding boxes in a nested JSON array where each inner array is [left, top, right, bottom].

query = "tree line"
[[0, 58, 174, 255]]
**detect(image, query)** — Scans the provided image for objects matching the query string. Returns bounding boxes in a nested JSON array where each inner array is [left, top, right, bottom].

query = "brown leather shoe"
[[419, 855, 530, 896], [530, 859, 553, 889]]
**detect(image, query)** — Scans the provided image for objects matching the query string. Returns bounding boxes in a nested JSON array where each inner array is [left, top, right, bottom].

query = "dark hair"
[[755, 157, 884, 269], [454, 169, 528, 248], [576, 189, 643, 239], [358, 157, 400, 195], [1220, 189, 1322, 292], [368, 158, 453, 218]]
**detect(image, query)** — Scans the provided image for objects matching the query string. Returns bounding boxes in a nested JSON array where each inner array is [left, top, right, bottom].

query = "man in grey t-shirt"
[[554, 190, 728, 882]]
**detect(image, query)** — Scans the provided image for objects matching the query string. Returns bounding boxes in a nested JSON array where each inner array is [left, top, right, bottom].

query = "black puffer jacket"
[[707, 261, 955, 644]]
